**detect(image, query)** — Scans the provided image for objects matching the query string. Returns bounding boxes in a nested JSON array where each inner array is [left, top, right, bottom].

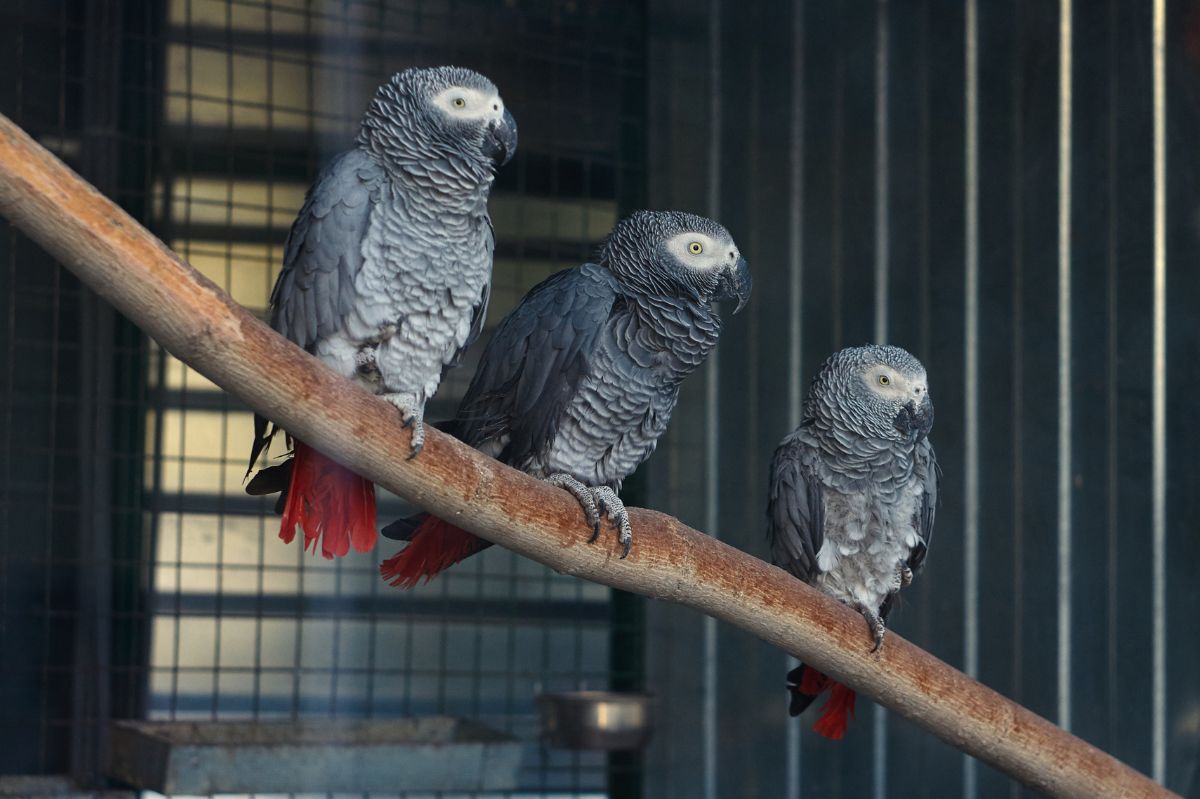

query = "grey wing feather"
[[444, 223, 493, 374], [767, 427, 826, 584], [907, 438, 940, 576], [247, 148, 382, 474], [268, 148, 383, 351], [452, 263, 619, 465]]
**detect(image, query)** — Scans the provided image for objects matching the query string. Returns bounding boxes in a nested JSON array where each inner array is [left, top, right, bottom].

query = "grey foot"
[[545, 474, 633, 558], [855, 603, 887, 653], [900, 565, 914, 588], [381, 393, 424, 458], [592, 485, 633, 558]]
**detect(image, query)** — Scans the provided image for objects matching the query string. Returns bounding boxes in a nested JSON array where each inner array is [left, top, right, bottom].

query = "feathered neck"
[[617, 288, 724, 383]]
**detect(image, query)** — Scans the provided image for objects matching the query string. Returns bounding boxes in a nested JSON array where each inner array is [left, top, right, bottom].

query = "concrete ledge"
[[106, 718, 522, 795]]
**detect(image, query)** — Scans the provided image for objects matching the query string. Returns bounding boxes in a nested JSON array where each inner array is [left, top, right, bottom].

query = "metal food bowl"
[[536, 691, 656, 751]]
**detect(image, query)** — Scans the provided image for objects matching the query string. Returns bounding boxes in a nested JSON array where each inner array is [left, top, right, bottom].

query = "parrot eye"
[[453, 97, 466, 108], [688, 242, 703, 255], [878, 375, 891, 386]]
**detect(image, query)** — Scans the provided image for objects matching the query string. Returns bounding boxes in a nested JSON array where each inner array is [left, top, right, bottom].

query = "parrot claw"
[[545, 473, 602, 537], [544, 475, 632, 557], [856, 603, 887, 653], [900, 565, 914, 588], [404, 419, 425, 459], [592, 485, 633, 559], [381, 393, 424, 458]]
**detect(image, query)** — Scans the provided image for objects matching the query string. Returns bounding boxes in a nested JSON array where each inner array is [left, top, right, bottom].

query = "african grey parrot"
[[245, 65, 517, 559], [376, 210, 752, 586], [767, 344, 939, 739]]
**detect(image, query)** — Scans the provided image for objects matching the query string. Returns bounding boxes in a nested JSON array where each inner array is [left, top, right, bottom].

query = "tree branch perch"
[[0, 113, 1175, 799]]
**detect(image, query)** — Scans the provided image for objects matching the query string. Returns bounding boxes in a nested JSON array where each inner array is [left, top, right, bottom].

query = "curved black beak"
[[715, 255, 752, 314], [482, 108, 518, 168], [894, 397, 935, 441]]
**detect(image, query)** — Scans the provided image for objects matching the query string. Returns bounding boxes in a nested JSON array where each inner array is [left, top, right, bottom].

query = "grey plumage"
[[768, 344, 938, 728], [379, 210, 751, 578], [457, 211, 750, 476], [769, 344, 938, 626], [249, 65, 516, 474]]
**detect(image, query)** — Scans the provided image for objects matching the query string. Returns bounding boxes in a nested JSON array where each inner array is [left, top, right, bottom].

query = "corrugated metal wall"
[[644, 1, 1200, 797]]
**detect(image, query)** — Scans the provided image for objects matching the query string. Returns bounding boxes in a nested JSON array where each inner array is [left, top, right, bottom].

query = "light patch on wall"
[[181, 240, 285, 312], [154, 177, 308, 231], [490, 197, 618, 244], [147, 408, 255, 494], [165, 43, 317, 132], [169, 0, 311, 33]]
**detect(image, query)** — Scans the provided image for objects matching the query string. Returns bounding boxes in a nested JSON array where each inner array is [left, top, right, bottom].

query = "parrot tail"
[[278, 440, 377, 559], [379, 513, 492, 588], [786, 664, 857, 741]]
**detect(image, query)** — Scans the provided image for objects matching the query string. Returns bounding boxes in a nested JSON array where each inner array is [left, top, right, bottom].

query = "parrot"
[[244, 65, 518, 560], [767, 344, 939, 740], [376, 210, 752, 587]]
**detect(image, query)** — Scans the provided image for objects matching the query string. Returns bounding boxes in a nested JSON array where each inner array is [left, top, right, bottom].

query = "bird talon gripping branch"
[[404, 420, 425, 460], [619, 527, 633, 560], [378, 211, 751, 587], [382, 394, 426, 458], [853, 603, 888, 652], [544, 473, 603, 538], [592, 485, 633, 556]]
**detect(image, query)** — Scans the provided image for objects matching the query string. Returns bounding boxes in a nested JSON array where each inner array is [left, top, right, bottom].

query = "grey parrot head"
[[807, 344, 934, 445], [597, 210, 752, 313], [357, 65, 518, 179]]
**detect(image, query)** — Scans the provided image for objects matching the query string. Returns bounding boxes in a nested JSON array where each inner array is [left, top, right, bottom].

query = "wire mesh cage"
[[2, 0, 645, 796]]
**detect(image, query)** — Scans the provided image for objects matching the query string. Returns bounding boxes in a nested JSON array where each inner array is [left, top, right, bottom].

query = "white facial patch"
[[664, 231, 738, 271], [432, 86, 505, 122], [863, 365, 927, 400]]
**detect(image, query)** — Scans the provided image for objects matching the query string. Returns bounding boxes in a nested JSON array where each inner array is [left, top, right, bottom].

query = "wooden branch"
[[0, 112, 1175, 799]]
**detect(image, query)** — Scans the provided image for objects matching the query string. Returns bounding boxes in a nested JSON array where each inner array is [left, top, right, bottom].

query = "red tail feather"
[[279, 441, 377, 559], [380, 517, 489, 588], [798, 666, 857, 740], [811, 681, 856, 740], [798, 665, 831, 695]]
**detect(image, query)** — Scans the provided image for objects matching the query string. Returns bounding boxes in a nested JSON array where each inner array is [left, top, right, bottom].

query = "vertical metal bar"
[[872, 2, 891, 796], [1056, 0, 1074, 734], [788, 12, 806, 428], [873, 0, 890, 345], [963, 0, 980, 794], [1008, 158, 1025, 799], [917, 0, 932, 377], [1104, 0, 1120, 756], [831, 0, 845, 351], [785, 3, 805, 796], [1150, 0, 1167, 783], [0, 2, 20, 710], [1008, 16, 1027, 799], [75, 0, 125, 779], [39, 3, 68, 769], [703, 1, 722, 797]]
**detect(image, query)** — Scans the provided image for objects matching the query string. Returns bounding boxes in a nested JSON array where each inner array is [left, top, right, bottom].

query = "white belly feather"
[[813, 476, 924, 611]]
